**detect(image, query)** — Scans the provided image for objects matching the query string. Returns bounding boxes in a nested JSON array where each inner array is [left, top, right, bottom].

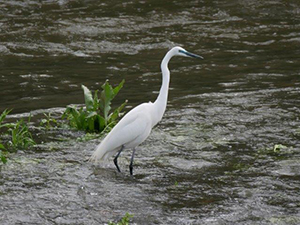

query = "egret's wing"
[[91, 103, 152, 161], [104, 111, 151, 150]]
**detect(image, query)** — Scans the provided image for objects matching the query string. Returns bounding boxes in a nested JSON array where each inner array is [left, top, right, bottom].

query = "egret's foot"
[[114, 158, 121, 173], [114, 146, 124, 173], [129, 148, 136, 176], [129, 164, 133, 176]]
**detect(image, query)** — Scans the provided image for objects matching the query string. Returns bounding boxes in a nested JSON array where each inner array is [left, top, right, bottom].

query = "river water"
[[1, 0, 300, 224]]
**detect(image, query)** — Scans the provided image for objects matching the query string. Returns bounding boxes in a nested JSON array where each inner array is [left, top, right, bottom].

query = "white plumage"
[[91, 103, 153, 160], [90, 46, 203, 175]]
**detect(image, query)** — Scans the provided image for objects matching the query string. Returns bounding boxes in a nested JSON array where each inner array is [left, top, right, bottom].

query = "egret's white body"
[[93, 102, 154, 160], [90, 46, 203, 175]]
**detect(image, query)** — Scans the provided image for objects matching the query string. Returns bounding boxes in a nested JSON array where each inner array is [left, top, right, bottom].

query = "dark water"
[[1, 1, 300, 224]]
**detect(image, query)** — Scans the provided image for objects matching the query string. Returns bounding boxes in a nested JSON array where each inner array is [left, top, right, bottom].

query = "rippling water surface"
[[1, 1, 300, 224]]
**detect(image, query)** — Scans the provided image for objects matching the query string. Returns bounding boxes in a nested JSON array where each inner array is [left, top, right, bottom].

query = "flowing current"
[[0, 1, 300, 224]]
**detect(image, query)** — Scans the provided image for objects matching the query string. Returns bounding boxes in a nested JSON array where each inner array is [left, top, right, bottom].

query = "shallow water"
[[1, 0, 300, 224]]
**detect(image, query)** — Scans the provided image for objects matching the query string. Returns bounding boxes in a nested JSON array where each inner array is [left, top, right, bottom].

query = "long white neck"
[[152, 50, 173, 126]]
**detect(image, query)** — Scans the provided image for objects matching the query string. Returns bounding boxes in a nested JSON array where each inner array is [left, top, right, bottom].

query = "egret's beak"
[[179, 50, 204, 59], [185, 51, 204, 59]]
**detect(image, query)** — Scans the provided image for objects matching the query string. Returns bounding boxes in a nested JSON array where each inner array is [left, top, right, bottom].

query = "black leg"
[[129, 148, 136, 176], [114, 146, 124, 173]]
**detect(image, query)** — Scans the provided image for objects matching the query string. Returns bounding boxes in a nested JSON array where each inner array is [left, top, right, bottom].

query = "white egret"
[[90, 46, 203, 175]]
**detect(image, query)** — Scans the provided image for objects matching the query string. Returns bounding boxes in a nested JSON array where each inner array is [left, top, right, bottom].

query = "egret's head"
[[174, 46, 204, 59]]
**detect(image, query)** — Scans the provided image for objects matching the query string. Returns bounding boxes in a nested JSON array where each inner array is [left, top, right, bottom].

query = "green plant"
[[62, 80, 127, 133], [0, 144, 7, 164], [0, 109, 12, 164], [8, 117, 36, 150], [0, 109, 35, 163], [40, 112, 58, 129], [108, 212, 133, 225], [0, 109, 12, 129]]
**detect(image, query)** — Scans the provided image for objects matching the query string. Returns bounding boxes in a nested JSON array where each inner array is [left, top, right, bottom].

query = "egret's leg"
[[129, 148, 136, 176], [114, 146, 124, 173]]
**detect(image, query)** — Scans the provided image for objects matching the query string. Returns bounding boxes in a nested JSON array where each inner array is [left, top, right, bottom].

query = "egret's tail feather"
[[90, 149, 105, 162], [89, 141, 117, 163], [89, 142, 106, 163]]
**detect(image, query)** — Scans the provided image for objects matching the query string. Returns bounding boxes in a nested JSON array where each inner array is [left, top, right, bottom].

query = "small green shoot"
[[7, 116, 36, 150], [40, 112, 58, 129], [108, 212, 133, 225], [0, 109, 12, 129], [0, 109, 12, 163], [0, 144, 8, 164], [62, 80, 127, 133], [0, 109, 35, 163]]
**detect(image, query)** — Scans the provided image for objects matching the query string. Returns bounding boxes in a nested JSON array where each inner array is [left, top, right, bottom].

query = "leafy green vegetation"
[[0, 109, 36, 164], [0, 109, 12, 164], [0, 144, 7, 164], [108, 212, 133, 225], [40, 112, 59, 129], [62, 80, 127, 133], [0, 109, 12, 130], [7, 117, 36, 149], [0, 80, 127, 164]]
